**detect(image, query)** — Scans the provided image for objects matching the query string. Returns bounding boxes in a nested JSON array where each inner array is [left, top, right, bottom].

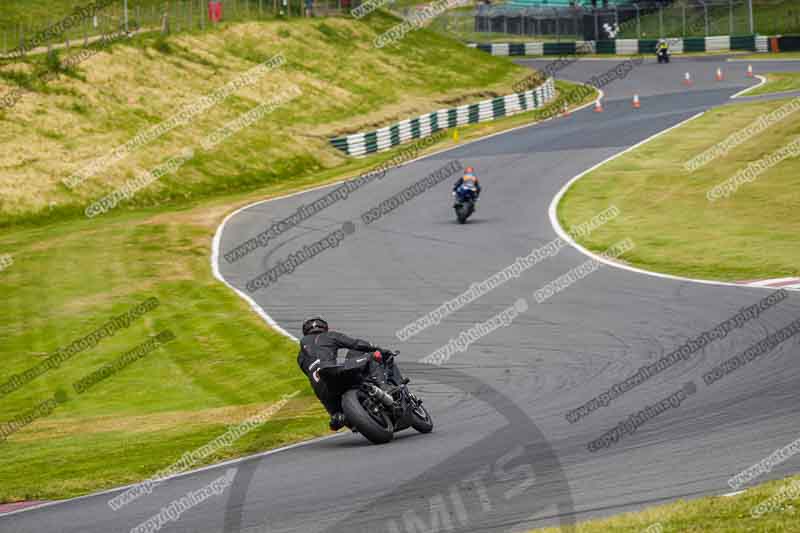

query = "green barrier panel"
[[777, 36, 800, 51], [731, 35, 756, 51], [492, 97, 506, 118], [596, 40, 616, 54], [429, 112, 439, 131], [518, 93, 528, 111], [543, 41, 576, 56], [390, 124, 400, 146], [683, 37, 706, 52], [364, 131, 378, 154], [410, 118, 421, 138], [468, 104, 480, 123], [509, 43, 525, 56], [447, 108, 458, 128], [639, 39, 659, 54]]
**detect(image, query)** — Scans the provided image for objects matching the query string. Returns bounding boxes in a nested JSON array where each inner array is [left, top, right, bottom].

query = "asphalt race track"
[[4, 56, 800, 533]]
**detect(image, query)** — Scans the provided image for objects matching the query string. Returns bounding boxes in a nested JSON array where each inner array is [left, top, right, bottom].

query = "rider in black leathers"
[[297, 317, 401, 431]]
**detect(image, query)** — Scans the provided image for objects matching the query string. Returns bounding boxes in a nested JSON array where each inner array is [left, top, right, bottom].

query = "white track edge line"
[[728, 58, 800, 62], [207, 81, 601, 342], [208, 81, 602, 346], [0, 433, 342, 518], [731, 75, 767, 99], [547, 110, 782, 292], [722, 490, 746, 497], [208, 83, 598, 340], [747, 277, 798, 286]]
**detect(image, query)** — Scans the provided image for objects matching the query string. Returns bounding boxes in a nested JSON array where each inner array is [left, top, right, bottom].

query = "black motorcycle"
[[657, 47, 670, 64], [453, 185, 478, 224], [339, 350, 433, 444]]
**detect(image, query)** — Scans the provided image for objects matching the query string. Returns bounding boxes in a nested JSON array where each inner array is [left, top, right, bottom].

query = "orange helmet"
[[465, 166, 474, 173]]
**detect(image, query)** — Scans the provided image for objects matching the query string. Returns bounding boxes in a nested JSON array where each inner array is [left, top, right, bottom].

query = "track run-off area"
[[4, 55, 800, 533]]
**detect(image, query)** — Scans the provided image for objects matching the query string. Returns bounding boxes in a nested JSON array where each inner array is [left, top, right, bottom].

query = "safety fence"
[[0, 0, 364, 59], [468, 34, 770, 56], [330, 77, 555, 157], [467, 0, 798, 41]]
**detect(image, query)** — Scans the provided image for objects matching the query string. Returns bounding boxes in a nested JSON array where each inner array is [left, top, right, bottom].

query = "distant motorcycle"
[[657, 47, 670, 64], [453, 184, 478, 224], [339, 350, 433, 444]]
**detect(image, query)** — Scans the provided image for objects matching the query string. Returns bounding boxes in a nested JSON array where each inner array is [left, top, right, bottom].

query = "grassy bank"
[[532, 474, 800, 532], [0, 194, 325, 501], [558, 96, 800, 282], [747, 71, 800, 95], [0, 13, 528, 227]]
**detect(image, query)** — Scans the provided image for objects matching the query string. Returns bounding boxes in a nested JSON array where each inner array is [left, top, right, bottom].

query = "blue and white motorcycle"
[[453, 183, 478, 224]]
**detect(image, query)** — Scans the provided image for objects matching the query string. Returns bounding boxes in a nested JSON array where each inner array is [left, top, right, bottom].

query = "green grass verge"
[[0, 13, 528, 227], [531, 474, 800, 532], [746, 71, 800, 95], [0, 43, 591, 501], [0, 197, 326, 501], [557, 95, 800, 282]]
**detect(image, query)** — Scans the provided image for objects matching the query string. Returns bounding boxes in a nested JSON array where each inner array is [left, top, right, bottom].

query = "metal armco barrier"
[[470, 34, 768, 56], [330, 78, 556, 157]]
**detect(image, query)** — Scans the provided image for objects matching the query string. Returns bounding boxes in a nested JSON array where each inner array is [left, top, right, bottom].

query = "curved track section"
[[4, 57, 800, 533]]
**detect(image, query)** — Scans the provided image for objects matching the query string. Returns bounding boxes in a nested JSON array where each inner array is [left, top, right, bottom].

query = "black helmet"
[[302, 317, 329, 336]]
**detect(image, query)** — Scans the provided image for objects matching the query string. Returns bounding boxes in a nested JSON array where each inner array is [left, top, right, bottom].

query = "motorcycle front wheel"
[[342, 390, 394, 444], [410, 398, 434, 434], [455, 205, 469, 224]]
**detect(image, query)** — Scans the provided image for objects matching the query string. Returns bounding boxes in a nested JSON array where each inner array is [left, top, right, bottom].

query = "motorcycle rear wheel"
[[342, 390, 394, 444]]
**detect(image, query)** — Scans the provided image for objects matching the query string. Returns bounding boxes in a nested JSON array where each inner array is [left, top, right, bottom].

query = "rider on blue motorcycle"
[[452, 167, 481, 204]]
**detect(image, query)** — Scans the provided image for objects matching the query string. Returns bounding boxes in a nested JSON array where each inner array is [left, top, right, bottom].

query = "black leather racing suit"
[[297, 331, 387, 415]]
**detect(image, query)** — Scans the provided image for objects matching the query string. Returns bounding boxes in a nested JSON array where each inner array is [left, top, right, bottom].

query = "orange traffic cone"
[[684, 72, 693, 86], [716, 67, 724, 81], [747, 64, 754, 78], [632, 94, 641, 109], [594, 99, 604, 113]]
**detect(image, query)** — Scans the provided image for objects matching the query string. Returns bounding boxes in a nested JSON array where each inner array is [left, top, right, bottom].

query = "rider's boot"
[[329, 412, 346, 431]]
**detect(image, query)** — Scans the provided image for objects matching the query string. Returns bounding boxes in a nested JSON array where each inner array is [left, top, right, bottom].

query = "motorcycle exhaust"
[[368, 384, 395, 407]]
